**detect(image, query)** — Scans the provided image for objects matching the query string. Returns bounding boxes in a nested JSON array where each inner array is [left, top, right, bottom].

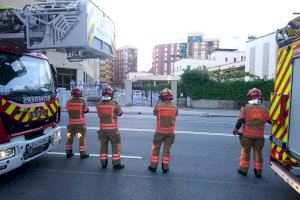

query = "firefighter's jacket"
[[96, 100, 123, 131], [66, 97, 89, 126], [238, 104, 269, 139], [154, 101, 178, 135]]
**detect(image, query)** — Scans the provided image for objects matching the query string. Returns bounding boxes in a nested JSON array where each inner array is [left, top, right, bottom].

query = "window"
[[57, 68, 77, 90], [225, 57, 228, 62], [250, 47, 256, 73], [234, 58, 237, 62], [262, 43, 270, 78]]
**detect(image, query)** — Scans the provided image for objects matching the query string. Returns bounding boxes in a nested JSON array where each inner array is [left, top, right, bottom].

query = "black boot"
[[66, 152, 74, 159], [101, 160, 108, 169], [237, 169, 247, 176], [254, 169, 261, 178], [113, 164, 125, 170], [80, 153, 89, 159], [162, 164, 169, 174], [148, 166, 157, 173]]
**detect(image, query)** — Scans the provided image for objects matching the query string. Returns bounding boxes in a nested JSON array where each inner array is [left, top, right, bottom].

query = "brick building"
[[152, 43, 186, 75], [114, 46, 138, 87]]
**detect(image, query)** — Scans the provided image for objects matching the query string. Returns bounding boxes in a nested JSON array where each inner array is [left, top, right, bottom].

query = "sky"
[[96, 0, 299, 72]]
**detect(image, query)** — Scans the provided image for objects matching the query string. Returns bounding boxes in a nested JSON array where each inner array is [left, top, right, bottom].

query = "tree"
[[210, 71, 260, 82], [180, 68, 210, 87]]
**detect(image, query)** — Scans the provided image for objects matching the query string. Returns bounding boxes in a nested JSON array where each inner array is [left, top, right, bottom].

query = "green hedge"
[[186, 80, 274, 101]]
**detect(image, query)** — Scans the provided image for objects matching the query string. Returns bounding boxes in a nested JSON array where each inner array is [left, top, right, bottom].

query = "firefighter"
[[66, 87, 89, 159], [96, 86, 124, 170], [233, 88, 269, 178], [148, 88, 178, 173]]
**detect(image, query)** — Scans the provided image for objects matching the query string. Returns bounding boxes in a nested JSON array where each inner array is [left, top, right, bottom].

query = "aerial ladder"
[[0, 0, 115, 61]]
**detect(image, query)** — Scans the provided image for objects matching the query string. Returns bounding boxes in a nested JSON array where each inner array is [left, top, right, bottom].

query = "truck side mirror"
[[50, 64, 58, 88]]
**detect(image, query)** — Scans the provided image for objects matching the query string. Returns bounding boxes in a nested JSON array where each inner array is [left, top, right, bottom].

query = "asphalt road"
[[0, 113, 299, 200]]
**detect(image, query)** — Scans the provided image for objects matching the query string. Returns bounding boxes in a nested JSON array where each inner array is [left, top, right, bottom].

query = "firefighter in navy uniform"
[[148, 88, 178, 173], [233, 88, 269, 178], [96, 86, 124, 170], [66, 87, 89, 159]]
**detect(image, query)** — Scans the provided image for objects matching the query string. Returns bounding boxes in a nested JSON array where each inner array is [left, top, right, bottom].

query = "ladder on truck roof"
[[276, 15, 300, 47], [0, 0, 115, 61]]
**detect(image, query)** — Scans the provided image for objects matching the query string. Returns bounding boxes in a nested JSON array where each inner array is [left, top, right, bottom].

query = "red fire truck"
[[0, 0, 115, 175]]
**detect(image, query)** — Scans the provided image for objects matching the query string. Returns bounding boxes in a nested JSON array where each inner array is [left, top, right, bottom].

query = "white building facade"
[[46, 51, 99, 89], [174, 49, 246, 76], [210, 49, 245, 64], [245, 32, 277, 79]]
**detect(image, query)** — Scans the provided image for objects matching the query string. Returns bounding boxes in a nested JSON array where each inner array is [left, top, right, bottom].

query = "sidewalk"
[[62, 106, 239, 117]]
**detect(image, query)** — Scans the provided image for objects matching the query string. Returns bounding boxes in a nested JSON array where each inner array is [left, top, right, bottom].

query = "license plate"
[[29, 109, 47, 118], [29, 137, 49, 149]]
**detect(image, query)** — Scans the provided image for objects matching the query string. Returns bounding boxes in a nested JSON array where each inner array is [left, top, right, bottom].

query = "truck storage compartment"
[[288, 57, 300, 159]]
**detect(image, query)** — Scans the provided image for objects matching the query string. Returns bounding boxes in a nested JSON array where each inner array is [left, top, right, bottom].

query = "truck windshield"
[[0, 52, 55, 97]]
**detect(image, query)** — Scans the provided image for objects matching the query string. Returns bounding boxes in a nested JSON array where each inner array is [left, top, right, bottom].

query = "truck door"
[[288, 57, 300, 159]]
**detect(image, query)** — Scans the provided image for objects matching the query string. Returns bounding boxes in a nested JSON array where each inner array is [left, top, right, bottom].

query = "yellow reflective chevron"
[[22, 107, 35, 122], [6, 104, 16, 115], [1, 99, 6, 106], [50, 103, 57, 113], [14, 107, 26, 121]]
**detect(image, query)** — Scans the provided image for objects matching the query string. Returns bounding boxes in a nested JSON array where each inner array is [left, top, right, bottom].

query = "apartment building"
[[152, 43, 186, 75], [114, 46, 138, 87], [99, 59, 114, 86], [187, 33, 220, 59]]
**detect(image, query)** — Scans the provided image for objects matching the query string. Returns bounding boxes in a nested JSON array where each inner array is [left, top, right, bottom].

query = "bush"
[[180, 69, 274, 101]]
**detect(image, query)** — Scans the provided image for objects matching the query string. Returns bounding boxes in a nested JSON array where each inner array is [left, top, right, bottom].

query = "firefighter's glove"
[[84, 107, 89, 113], [233, 128, 239, 135]]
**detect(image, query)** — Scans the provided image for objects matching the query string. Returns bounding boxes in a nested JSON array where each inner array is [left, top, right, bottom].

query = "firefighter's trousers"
[[98, 130, 121, 166], [239, 136, 265, 175], [66, 125, 87, 155], [150, 133, 175, 170]]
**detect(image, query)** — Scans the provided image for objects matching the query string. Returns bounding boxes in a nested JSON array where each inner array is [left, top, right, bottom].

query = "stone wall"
[[191, 99, 236, 109], [190, 99, 270, 110]]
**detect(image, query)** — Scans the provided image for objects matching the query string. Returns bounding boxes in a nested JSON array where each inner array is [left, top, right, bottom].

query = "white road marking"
[[47, 152, 142, 159], [58, 126, 269, 139], [187, 120, 235, 125], [36, 168, 288, 189]]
